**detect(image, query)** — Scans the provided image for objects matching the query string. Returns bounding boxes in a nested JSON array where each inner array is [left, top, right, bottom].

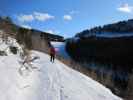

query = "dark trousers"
[[50, 54, 55, 62]]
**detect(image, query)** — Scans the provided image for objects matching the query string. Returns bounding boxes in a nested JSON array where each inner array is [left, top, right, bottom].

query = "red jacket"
[[50, 47, 56, 55]]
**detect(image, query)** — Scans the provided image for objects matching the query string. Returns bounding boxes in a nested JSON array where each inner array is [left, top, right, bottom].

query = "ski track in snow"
[[0, 50, 122, 100]]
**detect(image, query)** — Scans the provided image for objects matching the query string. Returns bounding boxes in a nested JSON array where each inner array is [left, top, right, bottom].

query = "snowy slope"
[[96, 32, 133, 38], [80, 31, 133, 38], [0, 38, 122, 100]]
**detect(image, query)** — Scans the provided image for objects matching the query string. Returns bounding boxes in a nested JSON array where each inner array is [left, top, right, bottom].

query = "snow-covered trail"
[[0, 50, 122, 100]]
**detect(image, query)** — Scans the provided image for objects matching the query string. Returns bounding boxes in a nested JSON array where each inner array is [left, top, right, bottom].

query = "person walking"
[[50, 46, 56, 63]]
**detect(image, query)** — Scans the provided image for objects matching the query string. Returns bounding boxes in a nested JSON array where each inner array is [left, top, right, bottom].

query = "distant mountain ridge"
[[76, 19, 133, 38], [0, 16, 64, 41]]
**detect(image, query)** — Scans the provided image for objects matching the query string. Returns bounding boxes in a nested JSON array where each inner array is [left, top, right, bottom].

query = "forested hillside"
[[76, 19, 133, 38], [66, 19, 133, 99]]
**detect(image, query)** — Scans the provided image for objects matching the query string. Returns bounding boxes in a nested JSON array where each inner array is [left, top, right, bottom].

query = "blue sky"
[[1, 0, 133, 37]]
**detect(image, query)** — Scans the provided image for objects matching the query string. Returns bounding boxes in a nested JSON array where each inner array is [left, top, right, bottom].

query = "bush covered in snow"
[[0, 50, 7, 56], [9, 46, 18, 54]]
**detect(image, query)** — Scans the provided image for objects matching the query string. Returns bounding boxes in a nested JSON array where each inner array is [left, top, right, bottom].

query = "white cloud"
[[34, 12, 55, 21], [21, 24, 32, 29], [63, 15, 72, 21], [17, 12, 54, 22], [17, 14, 34, 22], [117, 3, 133, 13]]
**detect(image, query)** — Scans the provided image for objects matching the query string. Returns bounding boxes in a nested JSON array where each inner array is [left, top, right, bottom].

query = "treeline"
[[66, 36, 133, 73], [0, 16, 64, 50], [16, 28, 33, 49], [76, 19, 133, 37]]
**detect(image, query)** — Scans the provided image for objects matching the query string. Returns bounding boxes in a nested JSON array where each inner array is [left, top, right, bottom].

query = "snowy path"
[[0, 51, 122, 100]]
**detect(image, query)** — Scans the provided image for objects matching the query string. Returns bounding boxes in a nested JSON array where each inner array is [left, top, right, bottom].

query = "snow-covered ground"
[[96, 32, 133, 38], [51, 41, 70, 59], [0, 37, 122, 100], [80, 32, 133, 38]]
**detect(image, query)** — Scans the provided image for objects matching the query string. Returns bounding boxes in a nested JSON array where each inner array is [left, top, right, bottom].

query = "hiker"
[[50, 46, 56, 63]]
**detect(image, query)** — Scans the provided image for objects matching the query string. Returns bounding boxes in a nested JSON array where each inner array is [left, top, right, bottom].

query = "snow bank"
[[96, 32, 133, 38], [0, 37, 23, 55]]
